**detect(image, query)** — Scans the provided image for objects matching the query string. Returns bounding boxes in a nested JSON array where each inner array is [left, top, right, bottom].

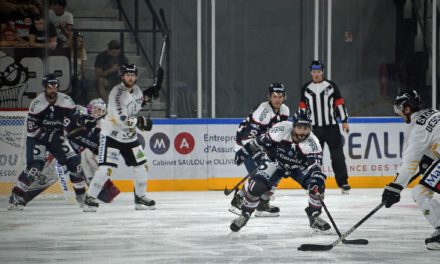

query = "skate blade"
[[83, 206, 98, 212], [426, 242, 440, 250], [7, 205, 24, 211], [254, 211, 280, 217], [135, 204, 156, 210], [228, 207, 241, 216], [311, 228, 332, 235]]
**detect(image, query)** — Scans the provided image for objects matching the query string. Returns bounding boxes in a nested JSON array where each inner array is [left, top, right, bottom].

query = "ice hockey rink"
[[0, 188, 437, 264]]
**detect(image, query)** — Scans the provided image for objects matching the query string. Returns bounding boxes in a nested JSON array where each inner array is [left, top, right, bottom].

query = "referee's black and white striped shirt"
[[298, 80, 349, 127]]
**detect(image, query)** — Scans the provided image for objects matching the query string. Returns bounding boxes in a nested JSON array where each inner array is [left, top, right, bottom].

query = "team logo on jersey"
[[132, 146, 146, 163]]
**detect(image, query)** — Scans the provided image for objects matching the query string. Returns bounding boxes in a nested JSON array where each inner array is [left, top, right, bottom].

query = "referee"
[[298, 60, 351, 194]]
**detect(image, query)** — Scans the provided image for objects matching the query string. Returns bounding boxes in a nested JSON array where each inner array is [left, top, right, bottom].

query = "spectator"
[[28, 15, 57, 49], [71, 32, 88, 105], [49, 0, 73, 48], [0, 24, 28, 47], [95, 40, 129, 102], [6, 0, 41, 41]]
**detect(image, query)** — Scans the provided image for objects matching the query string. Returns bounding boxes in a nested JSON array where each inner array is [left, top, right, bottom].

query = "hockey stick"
[[145, 8, 168, 118], [314, 189, 369, 245], [298, 202, 384, 251], [224, 166, 259, 196], [54, 159, 76, 204]]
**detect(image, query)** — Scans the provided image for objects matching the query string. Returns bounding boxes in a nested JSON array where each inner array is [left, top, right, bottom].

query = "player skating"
[[229, 83, 289, 217], [381, 90, 440, 250], [83, 64, 155, 212], [231, 109, 330, 232], [8, 74, 90, 210]]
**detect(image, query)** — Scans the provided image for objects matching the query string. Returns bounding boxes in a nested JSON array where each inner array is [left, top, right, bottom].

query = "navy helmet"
[[41, 74, 59, 88], [292, 109, 312, 128], [309, 60, 325, 71], [268, 82, 286, 95]]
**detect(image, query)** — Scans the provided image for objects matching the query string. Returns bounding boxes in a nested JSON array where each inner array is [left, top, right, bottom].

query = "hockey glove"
[[307, 172, 326, 195], [77, 115, 96, 129], [125, 117, 138, 128], [143, 85, 160, 100], [234, 146, 251, 166], [136, 116, 153, 131], [382, 182, 403, 208]]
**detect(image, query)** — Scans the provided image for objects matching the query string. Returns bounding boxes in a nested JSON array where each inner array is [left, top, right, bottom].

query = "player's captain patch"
[[132, 145, 146, 163]]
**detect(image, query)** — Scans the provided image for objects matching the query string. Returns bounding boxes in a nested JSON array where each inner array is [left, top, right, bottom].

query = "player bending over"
[[8, 74, 89, 210], [230, 82, 290, 217], [231, 109, 330, 232], [83, 64, 155, 212], [381, 90, 440, 250]]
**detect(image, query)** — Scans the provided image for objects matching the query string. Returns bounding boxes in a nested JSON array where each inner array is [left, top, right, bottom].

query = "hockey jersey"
[[235, 101, 289, 150], [394, 108, 440, 187], [27, 92, 76, 138], [256, 121, 323, 173], [100, 83, 144, 142]]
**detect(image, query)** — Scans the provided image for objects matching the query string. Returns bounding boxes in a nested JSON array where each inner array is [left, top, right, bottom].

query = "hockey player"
[[83, 64, 155, 212], [7, 98, 119, 208], [381, 90, 440, 250], [8, 74, 89, 210], [230, 109, 330, 232], [230, 83, 290, 217]]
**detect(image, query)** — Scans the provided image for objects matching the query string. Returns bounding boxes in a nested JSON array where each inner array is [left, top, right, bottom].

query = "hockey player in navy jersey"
[[230, 83, 289, 217], [381, 90, 440, 250], [8, 74, 91, 210], [231, 109, 331, 232]]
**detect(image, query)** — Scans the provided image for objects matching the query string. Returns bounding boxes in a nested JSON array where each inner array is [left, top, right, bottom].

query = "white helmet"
[[87, 98, 106, 118]]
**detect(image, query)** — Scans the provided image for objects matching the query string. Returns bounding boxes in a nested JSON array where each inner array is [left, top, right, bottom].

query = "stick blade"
[[297, 244, 333, 251], [342, 239, 369, 245]]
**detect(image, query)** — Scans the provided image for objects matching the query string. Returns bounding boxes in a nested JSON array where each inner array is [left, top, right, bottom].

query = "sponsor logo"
[[150, 132, 170, 155], [174, 132, 195, 155]]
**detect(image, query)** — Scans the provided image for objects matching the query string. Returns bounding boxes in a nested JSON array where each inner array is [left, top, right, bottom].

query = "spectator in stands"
[[71, 32, 88, 105], [0, 24, 28, 47], [95, 40, 129, 102], [5, 0, 41, 42], [28, 15, 57, 49], [49, 0, 73, 48]]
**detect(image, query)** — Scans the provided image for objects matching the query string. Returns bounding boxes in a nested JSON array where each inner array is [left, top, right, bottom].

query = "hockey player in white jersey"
[[381, 90, 440, 250], [230, 83, 290, 217], [83, 64, 155, 212], [8, 74, 89, 210], [231, 109, 330, 232]]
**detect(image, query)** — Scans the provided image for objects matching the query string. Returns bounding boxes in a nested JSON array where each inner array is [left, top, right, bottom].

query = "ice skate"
[[305, 207, 331, 232], [255, 199, 280, 217], [7, 193, 25, 211], [75, 193, 86, 208], [425, 228, 440, 250], [134, 194, 156, 210], [83, 195, 99, 212], [340, 184, 351, 195], [228, 191, 243, 215], [230, 212, 251, 232]]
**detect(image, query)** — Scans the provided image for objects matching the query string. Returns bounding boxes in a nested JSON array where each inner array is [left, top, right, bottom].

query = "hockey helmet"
[[87, 98, 107, 118], [309, 60, 325, 71], [42, 73, 59, 88], [268, 82, 286, 96], [292, 109, 312, 128], [394, 90, 421, 114], [120, 64, 138, 76]]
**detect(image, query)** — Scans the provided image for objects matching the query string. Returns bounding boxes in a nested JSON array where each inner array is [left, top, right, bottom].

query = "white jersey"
[[235, 102, 289, 150], [394, 108, 440, 187], [100, 83, 144, 143]]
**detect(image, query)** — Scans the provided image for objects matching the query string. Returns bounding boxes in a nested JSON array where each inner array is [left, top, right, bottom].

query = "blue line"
[[152, 117, 403, 125]]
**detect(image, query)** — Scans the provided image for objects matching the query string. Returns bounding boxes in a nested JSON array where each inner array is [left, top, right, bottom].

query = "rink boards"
[[0, 112, 416, 193]]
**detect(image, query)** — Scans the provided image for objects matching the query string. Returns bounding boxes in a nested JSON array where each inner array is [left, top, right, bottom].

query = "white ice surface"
[[0, 189, 438, 264]]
